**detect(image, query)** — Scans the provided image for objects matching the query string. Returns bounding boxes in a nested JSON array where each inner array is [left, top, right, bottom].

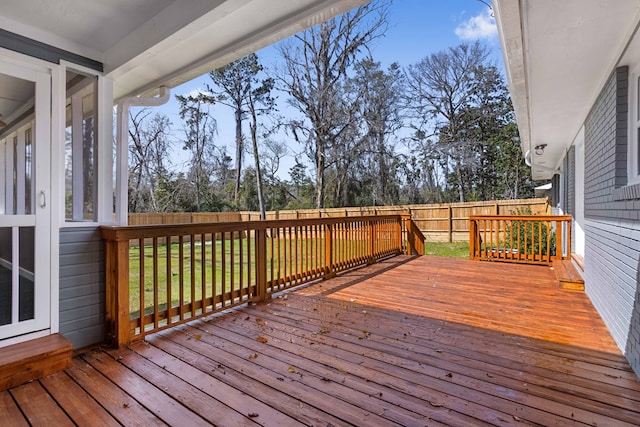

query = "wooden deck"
[[3, 256, 640, 426]]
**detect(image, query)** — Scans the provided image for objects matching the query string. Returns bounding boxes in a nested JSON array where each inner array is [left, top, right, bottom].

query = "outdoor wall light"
[[534, 144, 547, 155]]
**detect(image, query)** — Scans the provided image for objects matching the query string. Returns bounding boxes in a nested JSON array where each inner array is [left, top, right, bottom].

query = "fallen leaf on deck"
[[248, 353, 259, 360], [255, 318, 264, 323], [248, 413, 259, 418], [429, 401, 443, 407], [288, 366, 296, 373], [256, 336, 268, 343], [446, 373, 453, 378], [194, 334, 202, 340], [122, 403, 130, 408]]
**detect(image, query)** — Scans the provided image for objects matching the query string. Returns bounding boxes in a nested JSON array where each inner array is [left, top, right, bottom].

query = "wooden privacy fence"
[[101, 215, 424, 347], [469, 215, 572, 265], [128, 198, 550, 243]]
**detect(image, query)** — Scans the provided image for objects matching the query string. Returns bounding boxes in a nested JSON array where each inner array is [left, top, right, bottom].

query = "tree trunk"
[[249, 103, 266, 220], [233, 108, 243, 206], [315, 140, 325, 208]]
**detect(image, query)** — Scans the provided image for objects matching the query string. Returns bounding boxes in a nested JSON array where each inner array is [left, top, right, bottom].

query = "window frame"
[[628, 65, 640, 186]]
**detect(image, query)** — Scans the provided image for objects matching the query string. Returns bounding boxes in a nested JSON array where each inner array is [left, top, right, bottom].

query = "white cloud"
[[454, 9, 497, 41], [185, 88, 208, 98]]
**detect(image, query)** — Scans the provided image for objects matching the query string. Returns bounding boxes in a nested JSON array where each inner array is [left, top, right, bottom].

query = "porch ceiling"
[[493, 0, 640, 180], [0, 0, 367, 100]]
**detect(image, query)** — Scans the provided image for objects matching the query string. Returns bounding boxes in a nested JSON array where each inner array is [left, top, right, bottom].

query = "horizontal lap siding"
[[59, 227, 105, 348], [584, 66, 640, 376]]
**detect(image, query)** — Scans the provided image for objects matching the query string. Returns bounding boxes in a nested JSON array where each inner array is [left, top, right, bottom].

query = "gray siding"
[[583, 66, 640, 376], [59, 227, 105, 348]]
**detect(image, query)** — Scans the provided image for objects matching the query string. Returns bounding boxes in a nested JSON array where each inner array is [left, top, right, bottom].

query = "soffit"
[[495, 0, 640, 180]]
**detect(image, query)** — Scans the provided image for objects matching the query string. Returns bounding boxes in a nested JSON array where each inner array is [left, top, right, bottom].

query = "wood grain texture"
[[3, 256, 640, 425], [0, 334, 72, 391]]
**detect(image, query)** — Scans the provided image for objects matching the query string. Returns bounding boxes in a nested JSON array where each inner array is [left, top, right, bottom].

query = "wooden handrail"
[[469, 215, 572, 265], [102, 215, 424, 347]]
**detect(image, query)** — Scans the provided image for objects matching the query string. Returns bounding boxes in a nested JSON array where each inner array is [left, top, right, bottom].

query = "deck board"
[[4, 255, 640, 426]]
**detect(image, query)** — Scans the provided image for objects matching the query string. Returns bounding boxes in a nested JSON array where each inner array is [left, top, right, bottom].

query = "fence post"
[[255, 228, 268, 301], [448, 205, 453, 243], [104, 234, 130, 348], [324, 223, 335, 278]]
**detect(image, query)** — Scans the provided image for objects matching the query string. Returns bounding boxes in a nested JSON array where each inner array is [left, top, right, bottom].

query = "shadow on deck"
[[3, 256, 640, 426]]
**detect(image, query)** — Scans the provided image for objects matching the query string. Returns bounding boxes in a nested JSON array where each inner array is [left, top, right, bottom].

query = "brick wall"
[[583, 66, 640, 376]]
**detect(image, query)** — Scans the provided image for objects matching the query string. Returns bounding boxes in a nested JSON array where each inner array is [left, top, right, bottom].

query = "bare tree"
[[406, 41, 490, 202], [278, 0, 389, 208], [128, 109, 172, 212], [247, 76, 276, 218], [351, 59, 405, 205]]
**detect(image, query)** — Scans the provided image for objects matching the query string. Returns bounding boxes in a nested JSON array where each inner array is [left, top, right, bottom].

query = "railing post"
[[324, 223, 335, 279], [368, 220, 376, 264], [469, 218, 477, 260], [566, 218, 572, 260], [555, 218, 564, 260], [398, 217, 404, 254], [405, 217, 415, 255], [104, 236, 130, 348], [255, 228, 269, 301]]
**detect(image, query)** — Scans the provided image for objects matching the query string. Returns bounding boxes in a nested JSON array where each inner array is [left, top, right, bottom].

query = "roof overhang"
[[0, 0, 368, 100], [493, 0, 640, 180]]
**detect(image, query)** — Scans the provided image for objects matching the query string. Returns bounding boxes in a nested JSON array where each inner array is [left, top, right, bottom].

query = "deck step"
[[0, 334, 73, 391], [552, 259, 585, 291]]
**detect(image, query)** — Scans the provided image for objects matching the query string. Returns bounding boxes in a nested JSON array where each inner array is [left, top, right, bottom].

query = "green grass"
[[127, 236, 329, 320], [423, 241, 470, 258], [126, 236, 463, 323]]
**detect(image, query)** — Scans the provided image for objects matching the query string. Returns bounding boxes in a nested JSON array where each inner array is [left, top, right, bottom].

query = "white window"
[[0, 125, 34, 215], [629, 68, 640, 185]]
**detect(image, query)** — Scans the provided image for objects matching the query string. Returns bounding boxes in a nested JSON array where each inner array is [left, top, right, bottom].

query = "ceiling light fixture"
[[534, 144, 547, 155]]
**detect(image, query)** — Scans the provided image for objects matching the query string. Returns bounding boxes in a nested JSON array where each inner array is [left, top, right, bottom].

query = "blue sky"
[[159, 0, 501, 176]]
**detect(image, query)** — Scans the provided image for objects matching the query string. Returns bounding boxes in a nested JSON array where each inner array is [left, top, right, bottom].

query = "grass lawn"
[[128, 236, 327, 319], [423, 241, 470, 258], [126, 237, 469, 321]]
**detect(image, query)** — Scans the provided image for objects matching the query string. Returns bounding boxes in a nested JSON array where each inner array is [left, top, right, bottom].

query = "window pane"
[[65, 70, 98, 221], [24, 128, 32, 215], [65, 105, 72, 218]]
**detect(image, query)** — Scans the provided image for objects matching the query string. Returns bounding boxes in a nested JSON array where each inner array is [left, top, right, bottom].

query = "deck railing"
[[469, 215, 572, 265], [101, 215, 424, 347]]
